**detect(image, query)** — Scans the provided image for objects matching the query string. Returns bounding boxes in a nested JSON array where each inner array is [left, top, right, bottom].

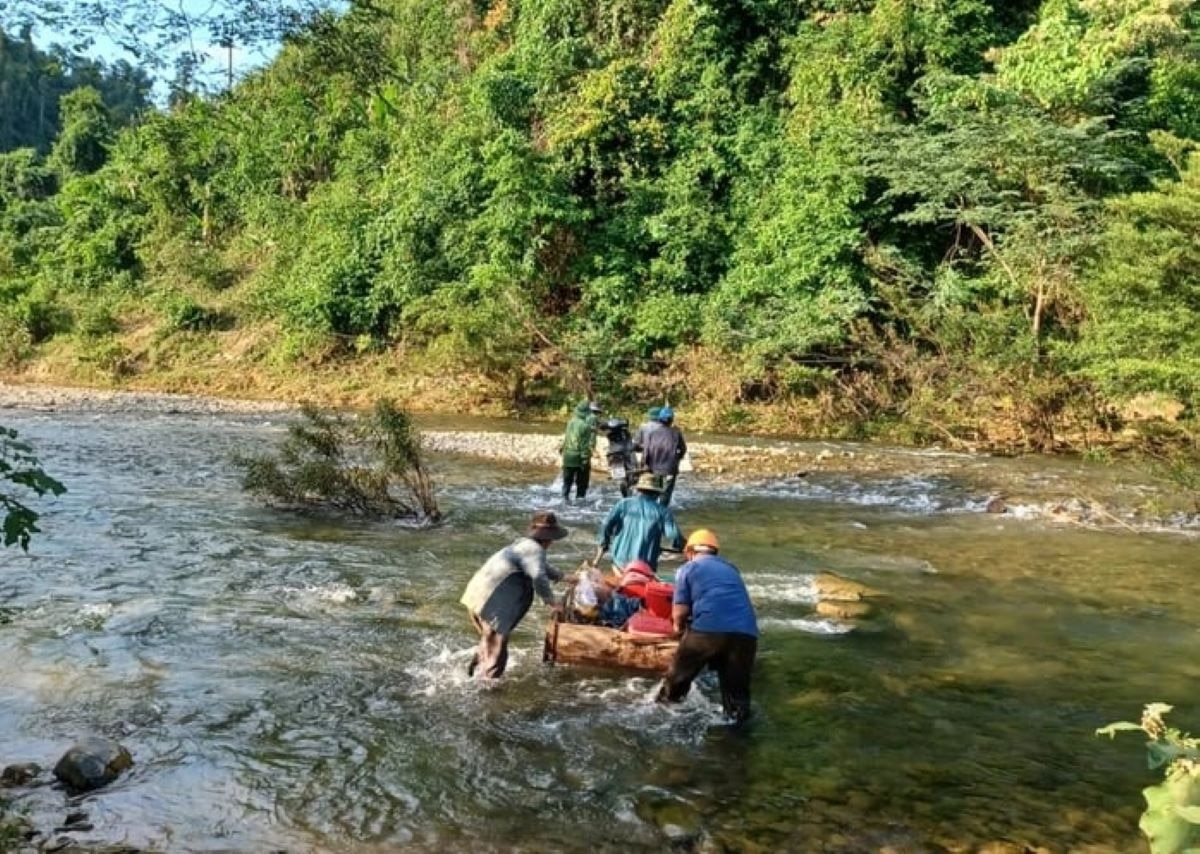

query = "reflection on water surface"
[[0, 410, 1197, 851]]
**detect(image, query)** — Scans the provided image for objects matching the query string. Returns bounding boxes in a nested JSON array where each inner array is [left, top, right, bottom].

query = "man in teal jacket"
[[595, 472, 684, 571], [561, 400, 600, 501]]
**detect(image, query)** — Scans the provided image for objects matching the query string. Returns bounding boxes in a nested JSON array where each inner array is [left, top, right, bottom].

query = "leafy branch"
[[1098, 703, 1200, 852], [0, 426, 67, 551]]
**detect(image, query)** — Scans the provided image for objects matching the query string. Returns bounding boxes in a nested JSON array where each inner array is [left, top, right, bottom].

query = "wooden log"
[[544, 621, 677, 675]]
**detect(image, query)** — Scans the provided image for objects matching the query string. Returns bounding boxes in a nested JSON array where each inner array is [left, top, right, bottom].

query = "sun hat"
[[634, 472, 663, 493], [528, 510, 569, 541], [588, 400, 603, 413]]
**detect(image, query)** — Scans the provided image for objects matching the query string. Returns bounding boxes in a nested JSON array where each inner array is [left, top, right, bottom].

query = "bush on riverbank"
[[234, 398, 440, 522]]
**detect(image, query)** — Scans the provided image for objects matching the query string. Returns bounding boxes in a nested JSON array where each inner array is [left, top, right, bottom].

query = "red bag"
[[626, 610, 675, 637], [644, 581, 674, 619]]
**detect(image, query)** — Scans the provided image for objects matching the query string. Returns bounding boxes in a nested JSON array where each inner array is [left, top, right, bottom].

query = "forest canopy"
[[0, 0, 1196, 450]]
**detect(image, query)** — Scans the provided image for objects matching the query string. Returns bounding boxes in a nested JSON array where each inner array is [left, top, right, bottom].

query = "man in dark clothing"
[[461, 511, 568, 679], [657, 528, 758, 725], [560, 401, 601, 501], [633, 406, 662, 453], [636, 406, 687, 507]]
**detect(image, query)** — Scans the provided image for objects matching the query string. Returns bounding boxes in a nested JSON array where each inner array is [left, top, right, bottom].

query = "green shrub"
[[0, 313, 32, 368], [77, 338, 135, 379], [233, 399, 440, 521], [76, 302, 120, 339], [161, 297, 226, 333]]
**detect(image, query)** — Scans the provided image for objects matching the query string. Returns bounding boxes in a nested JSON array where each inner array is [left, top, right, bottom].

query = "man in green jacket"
[[561, 400, 601, 501]]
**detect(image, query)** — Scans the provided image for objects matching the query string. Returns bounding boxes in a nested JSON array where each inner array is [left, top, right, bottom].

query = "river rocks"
[[810, 572, 885, 629], [52, 738, 133, 793], [985, 495, 1007, 514], [814, 600, 875, 621], [814, 573, 880, 602], [1, 762, 41, 786]]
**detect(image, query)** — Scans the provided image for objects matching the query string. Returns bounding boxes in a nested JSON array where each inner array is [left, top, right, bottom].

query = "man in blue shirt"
[[657, 528, 758, 725], [595, 472, 685, 571]]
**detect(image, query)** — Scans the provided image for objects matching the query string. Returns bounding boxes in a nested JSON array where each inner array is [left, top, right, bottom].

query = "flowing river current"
[[1, 408, 1198, 852]]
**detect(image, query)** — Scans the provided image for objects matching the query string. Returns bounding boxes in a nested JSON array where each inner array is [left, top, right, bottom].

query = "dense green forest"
[[0, 0, 1197, 451], [0, 27, 152, 153]]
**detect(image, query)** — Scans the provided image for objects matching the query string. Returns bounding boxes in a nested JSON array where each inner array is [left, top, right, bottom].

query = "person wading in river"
[[595, 472, 684, 572], [560, 400, 601, 501], [657, 528, 758, 726], [460, 511, 567, 679], [636, 406, 687, 507]]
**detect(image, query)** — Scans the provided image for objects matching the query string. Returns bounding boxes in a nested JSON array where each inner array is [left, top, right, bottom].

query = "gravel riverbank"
[[0, 381, 837, 479], [2, 381, 1194, 532]]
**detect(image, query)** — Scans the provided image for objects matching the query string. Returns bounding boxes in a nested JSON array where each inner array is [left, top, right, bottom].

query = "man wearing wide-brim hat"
[[594, 472, 685, 572], [461, 510, 568, 679]]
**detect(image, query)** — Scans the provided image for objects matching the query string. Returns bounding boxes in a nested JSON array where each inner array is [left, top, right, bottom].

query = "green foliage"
[[234, 398, 441, 521], [0, 313, 32, 367], [0, 425, 66, 551], [0, 26, 151, 154], [995, 0, 1196, 116], [1076, 145, 1200, 410], [866, 75, 1119, 355], [47, 87, 113, 178], [1098, 703, 1200, 853], [160, 296, 226, 333], [0, 0, 1197, 446]]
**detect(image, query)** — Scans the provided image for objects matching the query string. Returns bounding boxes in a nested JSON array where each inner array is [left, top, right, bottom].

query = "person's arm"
[[516, 541, 560, 608], [671, 565, 694, 635], [597, 503, 622, 554], [584, 424, 596, 460], [676, 430, 687, 459], [662, 509, 685, 551], [671, 603, 691, 636]]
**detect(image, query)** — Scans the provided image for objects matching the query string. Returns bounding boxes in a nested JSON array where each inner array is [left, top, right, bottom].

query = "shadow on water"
[[0, 410, 1197, 851]]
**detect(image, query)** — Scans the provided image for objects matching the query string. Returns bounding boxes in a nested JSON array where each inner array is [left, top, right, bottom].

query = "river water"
[[1, 409, 1198, 852]]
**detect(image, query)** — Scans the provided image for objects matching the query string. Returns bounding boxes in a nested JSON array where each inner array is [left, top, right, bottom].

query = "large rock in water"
[[52, 738, 133, 792], [814, 572, 880, 602]]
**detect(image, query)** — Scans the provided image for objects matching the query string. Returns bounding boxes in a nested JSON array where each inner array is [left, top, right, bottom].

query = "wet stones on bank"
[[1, 738, 143, 854]]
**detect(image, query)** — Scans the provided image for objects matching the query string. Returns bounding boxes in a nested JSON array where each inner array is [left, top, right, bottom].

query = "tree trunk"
[[543, 621, 677, 674]]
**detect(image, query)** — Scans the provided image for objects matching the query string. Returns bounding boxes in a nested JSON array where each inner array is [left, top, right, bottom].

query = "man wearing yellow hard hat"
[[657, 527, 758, 725]]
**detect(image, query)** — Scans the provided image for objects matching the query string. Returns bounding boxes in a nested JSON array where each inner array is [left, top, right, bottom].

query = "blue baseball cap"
[[658, 406, 674, 421]]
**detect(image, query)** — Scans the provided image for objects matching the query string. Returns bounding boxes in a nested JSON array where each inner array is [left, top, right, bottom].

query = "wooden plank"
[[544, 621, 677, 675]]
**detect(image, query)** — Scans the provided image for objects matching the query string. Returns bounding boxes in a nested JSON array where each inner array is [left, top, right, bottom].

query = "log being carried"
[[543, 558, 679, 674], [543, 620, 678, 674]]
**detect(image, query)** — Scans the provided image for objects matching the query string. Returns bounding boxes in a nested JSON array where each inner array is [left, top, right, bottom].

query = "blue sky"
[[30, 0, 286, 96]]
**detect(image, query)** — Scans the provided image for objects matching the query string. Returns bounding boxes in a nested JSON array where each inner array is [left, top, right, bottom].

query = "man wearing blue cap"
[[635, 405, 687, 507]]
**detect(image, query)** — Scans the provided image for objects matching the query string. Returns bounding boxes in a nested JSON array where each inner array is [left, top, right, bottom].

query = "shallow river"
[[1, 409, 1198, 853]]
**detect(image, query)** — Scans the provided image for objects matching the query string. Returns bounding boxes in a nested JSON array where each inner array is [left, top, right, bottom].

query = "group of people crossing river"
[[459, 401, 760, 726]]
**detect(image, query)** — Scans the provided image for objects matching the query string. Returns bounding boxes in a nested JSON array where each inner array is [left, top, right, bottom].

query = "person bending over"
[[657, 528, 758, 725], [460, 511, 567, 679]]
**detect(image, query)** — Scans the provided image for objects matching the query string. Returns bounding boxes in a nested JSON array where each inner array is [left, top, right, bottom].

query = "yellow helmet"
[[685, 528, 720, 556]]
